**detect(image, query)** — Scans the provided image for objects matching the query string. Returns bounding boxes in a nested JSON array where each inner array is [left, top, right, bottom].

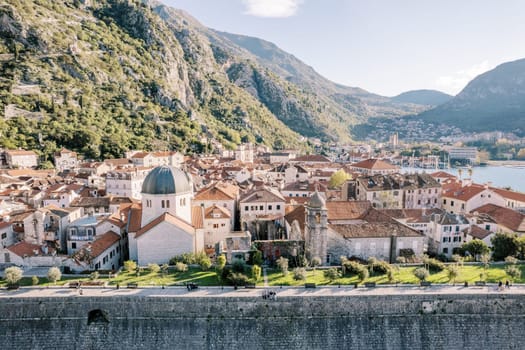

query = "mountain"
[[0, 0, 429, 162], [418, 59, 525, 136], [392, 90, 452, 106]]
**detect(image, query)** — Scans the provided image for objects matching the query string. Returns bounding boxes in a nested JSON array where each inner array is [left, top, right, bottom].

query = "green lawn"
[[2, 264, 523, 288]]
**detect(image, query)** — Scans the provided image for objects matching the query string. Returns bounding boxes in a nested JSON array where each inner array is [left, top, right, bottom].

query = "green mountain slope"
[[418, 59, 525, 136], [0, 0, 304, 162], [392, 90, 452, 106]]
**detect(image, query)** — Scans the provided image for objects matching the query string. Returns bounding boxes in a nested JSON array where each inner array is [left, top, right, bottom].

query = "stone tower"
[[305, 191, 328, 265]]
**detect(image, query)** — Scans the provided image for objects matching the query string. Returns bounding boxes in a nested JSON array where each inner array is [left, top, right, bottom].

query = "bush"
[[276, 257, 289, 276], [198, 256, 212, 271], [446, 264, 460, 284], [47, 267, 62, 284], [399, 248, 415, 260], [148, 263, 160, 274], [161, 264, 169, 276], [358, 267, 369, 282], [228, 272, 249, 286], [124, 260, 137, 272], [368, 258, 392, 275], [414, 267, 429, 281], [175, 262, 188, 272], [423, 257, 445, 272], [32, 275, 39, 286], [90, 271, 99, 281], [169, 252, 197, 265], [395, 256, 407, 264], [505, 256, 518, 265], [506, 265, 521, 280], [231, 259, 246, 273], [324, 268, 339, 282], [342, 260, 367, 276], [3, 267, 23, 286], [451, 254, 464, 264], [293, 267, 307, 281], [311, 257, 322, 268], [252, 264, 261, 281]]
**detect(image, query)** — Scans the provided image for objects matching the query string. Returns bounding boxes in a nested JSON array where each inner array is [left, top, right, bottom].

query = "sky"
[[162, 0, 525, 97]]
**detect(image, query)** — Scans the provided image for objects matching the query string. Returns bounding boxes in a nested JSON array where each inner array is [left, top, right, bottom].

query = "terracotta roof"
[[442, 183, 487, 201], [6, 150, 37, 156], [135, 213, 195, 238], [472, 204, 525, 232], [430, 171, 456, 179], [131, 152, 149, 159], [192, 206, 204, 229], [329, 222, 423, 238], [325, 201, 371, 221], [284, 205, 306, 233], [351, 158, 398, 170], [127, 203, 143, 232], [240, 187, 285, 203], [8, 241, 55, 257], [194, 185, 235, 201], [491, 187, 525, 203], [88, 231, 120, 258], [204, 205, 231, 219], [469, 226, 492, 240], [292, 155, 331, 163], [380, 208, 442, 222], [0, 221, 11, 230]]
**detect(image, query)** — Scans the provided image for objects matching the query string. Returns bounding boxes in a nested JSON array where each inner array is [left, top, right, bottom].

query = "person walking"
[[505, 280, 510, 289]]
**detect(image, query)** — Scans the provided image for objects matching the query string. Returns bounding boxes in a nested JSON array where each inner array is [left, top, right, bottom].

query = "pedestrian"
[[506, 280, 510, 289], [498, 281, 503, 291], [79, 288, 83, 295]]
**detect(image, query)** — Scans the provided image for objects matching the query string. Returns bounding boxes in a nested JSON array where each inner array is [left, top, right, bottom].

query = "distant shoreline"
[[487, 160, 525, 167]]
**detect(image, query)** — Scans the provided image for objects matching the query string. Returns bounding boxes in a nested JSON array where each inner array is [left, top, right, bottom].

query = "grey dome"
[[141, 166, 192, 195], [308, 191, 326, 209]]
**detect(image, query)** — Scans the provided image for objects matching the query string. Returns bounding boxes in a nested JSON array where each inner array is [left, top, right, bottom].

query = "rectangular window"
[[72, 242, 76, 249], [1, 232, 6, 239], [213, 224, 219, 229], [451, 201, 454, 207], [442, 237, 447, 243], [259, 205, 263, 210], [276, 205, 281, 210], [245, 206, 248, 211], [443, 199, 447, 204], [268, 205, 272, 210]]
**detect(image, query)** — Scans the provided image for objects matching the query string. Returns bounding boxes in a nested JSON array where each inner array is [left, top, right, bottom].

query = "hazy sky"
[[162, 0, 525, 97]]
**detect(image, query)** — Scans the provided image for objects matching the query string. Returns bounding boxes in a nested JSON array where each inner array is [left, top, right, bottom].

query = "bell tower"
[[305, 191, 328, 265]]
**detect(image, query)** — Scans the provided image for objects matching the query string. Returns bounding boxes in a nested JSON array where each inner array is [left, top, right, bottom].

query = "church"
[[127, 166, 204, 265]]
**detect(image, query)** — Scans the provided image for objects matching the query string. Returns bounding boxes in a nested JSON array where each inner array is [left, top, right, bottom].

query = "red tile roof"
[[325, 201, 371, 221], [351, 158, 398, 170], [472, 204, 525, 232], [135, 213, 195, 238], [88, 231, 121, 258]]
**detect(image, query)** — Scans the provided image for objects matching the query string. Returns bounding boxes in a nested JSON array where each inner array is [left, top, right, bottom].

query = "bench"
[[364, 282, 376, 288], [245, 283, 256, 289], [420, 281, 431, 287], [6, 284, 19, 290], [475, 281, 486, 286], [304, 283, 316, 289], [127, 283, 138, 289]]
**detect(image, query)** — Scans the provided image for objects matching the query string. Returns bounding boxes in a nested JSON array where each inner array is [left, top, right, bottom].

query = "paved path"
[[2, 284, 524, 299], [262, 266, 269, 288]]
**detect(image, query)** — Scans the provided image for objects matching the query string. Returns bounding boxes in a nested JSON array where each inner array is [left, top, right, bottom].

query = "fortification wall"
[[1, 293, 524, 349]]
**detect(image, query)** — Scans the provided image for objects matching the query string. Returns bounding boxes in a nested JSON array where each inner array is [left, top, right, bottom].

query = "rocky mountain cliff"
[[0, 0, 429, 162], [392, 90, 452, 106], [418, 59, 525, 135]]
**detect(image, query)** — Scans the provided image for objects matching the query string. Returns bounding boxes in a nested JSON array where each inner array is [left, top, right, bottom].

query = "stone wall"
[[1, 293, 525, 349]]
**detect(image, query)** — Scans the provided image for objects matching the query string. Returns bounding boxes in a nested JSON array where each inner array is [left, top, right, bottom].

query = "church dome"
[[307, 191, 326, 209], [141, 166, 192, 195]]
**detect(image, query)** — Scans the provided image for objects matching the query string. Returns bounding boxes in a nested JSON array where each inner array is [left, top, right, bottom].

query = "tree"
[[276, 257, 289, 276], [216, 254, 227, 269], [4, 266, 23, 286], [491, 233, 519, 261], [47, 267, 61, 285], [414, 267, 429, 282], [90, 271, 99, 281], [252, 250, 263, 266], [461, 240, 490, 260], [328, 169, 351, 189], [446, 264, 460, 285], [293, 267, 307, 281], [251, 265, 261, 281], [32, 276, 39, 286], [311, 256, 321, 270], [199, 256, 212, 271], [124, 260, 137, 272], [324, 268, 339, 283]]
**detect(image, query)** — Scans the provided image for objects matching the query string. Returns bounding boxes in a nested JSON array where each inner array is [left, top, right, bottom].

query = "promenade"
[[2, 283, 524, 298]]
